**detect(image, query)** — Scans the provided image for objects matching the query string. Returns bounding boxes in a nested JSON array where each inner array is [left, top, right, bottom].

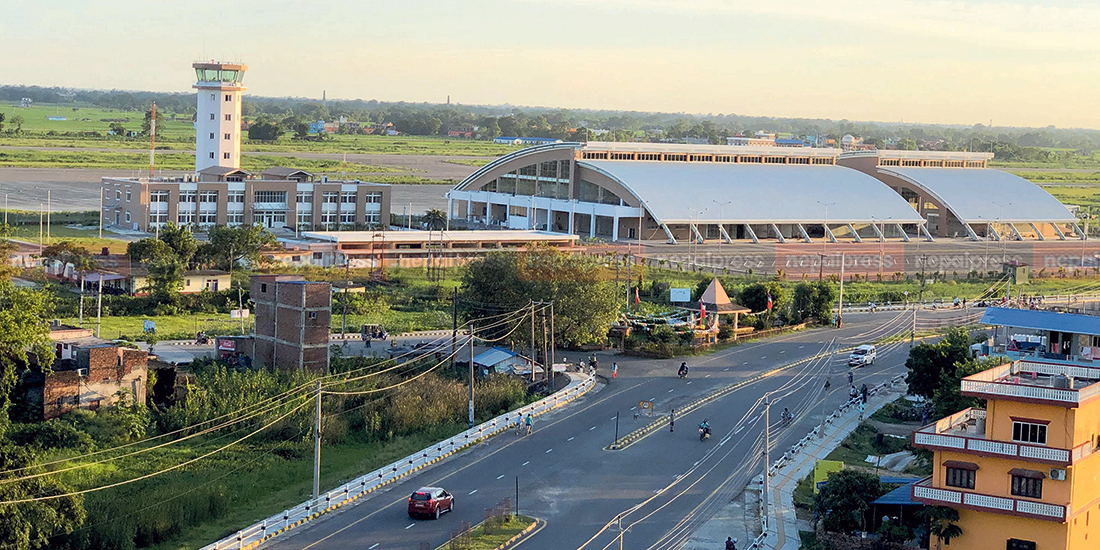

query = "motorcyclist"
[[699, 419, 711, 437], [782, 407, 793, 425], [678, 362, 689, 378]]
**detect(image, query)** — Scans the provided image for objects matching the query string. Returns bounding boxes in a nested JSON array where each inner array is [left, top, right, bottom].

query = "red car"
[[408, 487, 454, 519]]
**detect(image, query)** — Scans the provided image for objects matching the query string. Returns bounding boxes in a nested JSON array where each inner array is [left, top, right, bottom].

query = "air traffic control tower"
[[193, 62, 247, 172]]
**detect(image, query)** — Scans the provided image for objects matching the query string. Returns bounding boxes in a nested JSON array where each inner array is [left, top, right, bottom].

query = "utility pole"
[[78, 276, 84, 328], [451, 288, 458, 370], [38, 203, 43, 254], [541, 311, 549, 383], [910, 308, 916, 348], [530, 302, 536, 383], [549, 302, 556, 392], [763, 396, 771, 534], [46, 190, 50, 245], [313, 380, 322, 500], [617, 514, 624, 550], [98, 186, 103, 238], [238, 287, 245, 335], [468, 324, 475, 428], [918, 255, 927, 303], [148, 102, 157, 178], [625, 254, 632, 315], [837, 253, 845, 328], [95, 275, 103, 338]]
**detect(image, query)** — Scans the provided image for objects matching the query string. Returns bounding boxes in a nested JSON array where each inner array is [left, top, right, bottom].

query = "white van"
[[848, 344, 876, 368]]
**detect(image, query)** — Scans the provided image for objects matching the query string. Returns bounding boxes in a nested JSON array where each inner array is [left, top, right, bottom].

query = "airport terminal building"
[[447, 142, 1080, 244]]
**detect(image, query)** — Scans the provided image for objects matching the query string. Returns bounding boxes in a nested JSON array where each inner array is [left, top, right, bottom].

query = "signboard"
[[142, 320, 156, 333], [230, 309, 250, 319], [218, 339, 237, 352], [813, 459, 844, 493], [670, 288, 691, 303], [638, 400, 655, 416]]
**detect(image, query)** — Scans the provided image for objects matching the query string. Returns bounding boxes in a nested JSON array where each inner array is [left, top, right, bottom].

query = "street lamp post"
[[992, 201, 1013, 265], [712, 199, 733, 255]]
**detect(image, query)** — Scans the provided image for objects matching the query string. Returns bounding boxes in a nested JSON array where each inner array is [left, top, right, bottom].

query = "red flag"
[[767, 291, 773, 311], [700, 303, 706, 318], [635, 287, 641, 305]]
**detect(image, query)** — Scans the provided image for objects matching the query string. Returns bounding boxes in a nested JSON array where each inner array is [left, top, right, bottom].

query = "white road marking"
[[590, 426, 596, 431], [546, 448, 553, 453], [497, 475, 505, 480], [370, 544, 380, 549], [469, 489, 478, 495], [522, 461, 530, 466], [780, 350, 786, 354], [724, 368, 730, 371], [705, 374, 711, 378], [668, 389, 674, 393], [567, 436, 575, 441], [733, 425, 745, 435], [743, 361, 749, 365], [761, 356, 767, 360], [799, 345, 805, 349], [405, 524, 415, 530], [630, 406, 637, 410]]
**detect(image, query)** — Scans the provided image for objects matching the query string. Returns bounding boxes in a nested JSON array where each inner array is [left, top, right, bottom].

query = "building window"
[[261, 283, 267, 293], [225, 114, 232, 121], [126, 190, 132, 202], [945, 467, 975, 490], [178, 211, 195, 225], [210, 132, 215, 139], [297, 191, 313, 204], [225, 94, 232, 102], [322, 191, 339, 204], [1012, 421, 1047, 445], [227, 191, 244, 203], [115, 190, 121, 201], [210, 93, 216, 101], [223, 152, 231, 160], [199, 213, 217, 225], [292, 255, 301, 262], [1011, 474, 1043, 499], [224, 133, 231, 140], [210, 113, 215, 120], [180, 191, 196, 203], [340, 212, 355, 224], [364, 191, 383, 204], [340, 191, 356, 204], [364, 212, 380, 227], [313, 252, 323, 260], [1007, 539, 1036, 550], [209, 152, 215, 159], [296, 212, 312, 227], [320, 212, 338, 228], [254, 191, 288, 204], [125, 212, 131, 223], [199, 190, 219, 203], [150, 191, 170, 203], [509, 205, 528, 217], [227, 212, 244, 226], [309, 312, 317, 319]]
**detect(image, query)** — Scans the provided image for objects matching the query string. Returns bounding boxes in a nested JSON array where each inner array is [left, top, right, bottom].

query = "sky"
[[4, 0, 1100, 129]]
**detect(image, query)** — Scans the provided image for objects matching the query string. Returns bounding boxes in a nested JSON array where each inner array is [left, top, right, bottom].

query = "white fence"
[[199, 373, 596, 550]]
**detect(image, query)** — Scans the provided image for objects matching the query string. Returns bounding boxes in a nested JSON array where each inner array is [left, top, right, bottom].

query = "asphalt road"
[[259, 310, 955, 550]]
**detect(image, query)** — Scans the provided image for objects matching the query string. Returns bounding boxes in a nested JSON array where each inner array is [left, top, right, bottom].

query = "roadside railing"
[[198, 373, 596, 550]]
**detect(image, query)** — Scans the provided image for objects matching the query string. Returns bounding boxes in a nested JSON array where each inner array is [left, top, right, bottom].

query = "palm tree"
[[923, 506, 963, 550], [423, 208, 447, 231]]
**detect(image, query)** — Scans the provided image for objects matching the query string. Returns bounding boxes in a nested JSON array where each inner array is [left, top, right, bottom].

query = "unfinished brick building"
[[41, 332, 149, 420], [251, 275, 331, 373]]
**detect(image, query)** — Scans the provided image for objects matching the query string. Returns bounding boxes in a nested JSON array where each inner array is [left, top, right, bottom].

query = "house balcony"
[[960, 361, 1100, 407], [912, 408, 1074, 466], [911, 476, 1068, 522]]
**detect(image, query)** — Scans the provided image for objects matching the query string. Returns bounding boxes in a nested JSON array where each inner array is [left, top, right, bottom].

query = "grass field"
[[7, 224, 131, 253], [1041, 185, 1100, 210], [1, 103, 195, 138]]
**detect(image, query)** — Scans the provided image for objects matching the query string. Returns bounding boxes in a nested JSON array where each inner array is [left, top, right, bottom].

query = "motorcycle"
[[698, 426, 711, 441], [678, 369, 687, 380]]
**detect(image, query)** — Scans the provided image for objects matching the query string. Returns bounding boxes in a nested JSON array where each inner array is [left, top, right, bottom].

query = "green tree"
[[739, 281, 786, 316], [43, 242, 98, 325], [813, 469, 883, 534], [202, 225, 278, 270], [905, 327, 972, 400], [791, 281, 838, 324], [0, 112, 5, 133], [460, 247, 618, 347], [0, 444, 86, 550], [247, 120, 284, 142], [141, 108, 164, 136], [0, 280, 55, 436], [127, 227, 195, 300], [108, 122, 126, 137], [156, 222, 199, 265], [423, 208, 447, 230], [921, 506, 963, 550], [9, 115, 24, 134], [930, 356, 1007, 417]]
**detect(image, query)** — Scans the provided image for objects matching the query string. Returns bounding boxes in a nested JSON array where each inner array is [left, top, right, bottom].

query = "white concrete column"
[[466, 196, 472, 220], [612, 212, 619, 241], [589, 208, 596, 238], [569, 202, 575, 234]]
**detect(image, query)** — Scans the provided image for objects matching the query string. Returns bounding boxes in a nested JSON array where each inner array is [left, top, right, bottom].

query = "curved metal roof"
[[580, 161, 924, 225], [878, 167, 1075, 223]]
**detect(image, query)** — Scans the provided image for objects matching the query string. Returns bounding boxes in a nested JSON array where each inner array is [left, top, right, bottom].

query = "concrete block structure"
[[251, 275, 331, 373]]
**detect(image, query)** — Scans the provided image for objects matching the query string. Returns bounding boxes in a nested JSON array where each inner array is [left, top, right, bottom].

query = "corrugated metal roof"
[[580, 161, 925, 225], [879, 168, 1075, 223], [473, 347, 518, 367], [872, 480, 920, 506], [981, 307, 1100, 336]]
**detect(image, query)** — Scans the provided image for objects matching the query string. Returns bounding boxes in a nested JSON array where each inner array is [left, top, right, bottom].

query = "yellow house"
[[912, 358, 1100, 550]]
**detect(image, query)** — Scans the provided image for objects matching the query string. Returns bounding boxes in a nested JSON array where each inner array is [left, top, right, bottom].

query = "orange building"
[[912, 354, 1100, 550]]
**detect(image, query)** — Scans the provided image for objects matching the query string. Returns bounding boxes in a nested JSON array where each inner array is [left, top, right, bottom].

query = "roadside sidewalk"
[[765, 380, 906, 550]]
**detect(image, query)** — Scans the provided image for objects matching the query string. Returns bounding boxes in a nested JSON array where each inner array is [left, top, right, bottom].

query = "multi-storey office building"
[[103, 168, 390, 232], [911, 307, 1100, 550]]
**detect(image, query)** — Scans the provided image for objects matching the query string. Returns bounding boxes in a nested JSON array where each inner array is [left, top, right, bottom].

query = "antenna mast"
[[148, 102, 157, 179]]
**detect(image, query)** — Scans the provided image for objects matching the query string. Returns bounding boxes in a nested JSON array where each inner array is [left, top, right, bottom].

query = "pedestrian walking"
[[849, 385, 858, 400], [612, 362, 618, 379], [847, 371, 853, 385], [861, 383, 868, 404], [858, 401, 865, 420], [726, 536, 737, 550], [524, 413, 533, 436], [670, 409, 676, 432]]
